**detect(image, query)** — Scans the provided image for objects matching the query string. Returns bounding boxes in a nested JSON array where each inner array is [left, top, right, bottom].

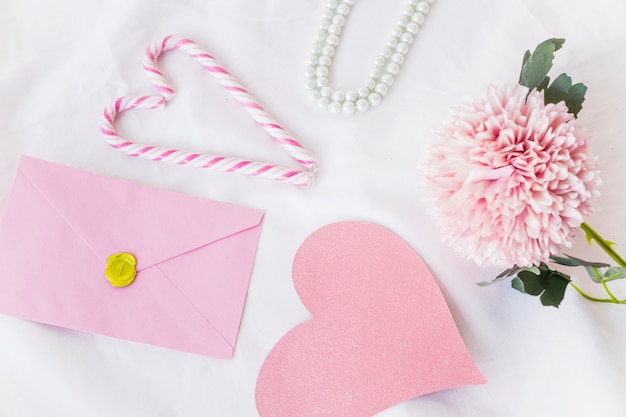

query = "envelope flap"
[[18, 156, 264, 270]]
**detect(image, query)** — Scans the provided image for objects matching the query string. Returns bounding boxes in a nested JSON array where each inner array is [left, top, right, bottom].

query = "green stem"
[[598, 272, 620, 303], [569, 281, 626, 304], [590, 266, 620, 302], [580, 222, 626, 267]]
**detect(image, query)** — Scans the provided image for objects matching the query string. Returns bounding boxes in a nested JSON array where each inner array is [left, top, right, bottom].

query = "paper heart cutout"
[[100, 36, 318, 186], [256, 222, 486, 417]]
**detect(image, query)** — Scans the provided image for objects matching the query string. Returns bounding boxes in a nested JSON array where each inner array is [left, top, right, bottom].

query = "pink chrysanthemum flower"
[[425, 84, 600, 267]]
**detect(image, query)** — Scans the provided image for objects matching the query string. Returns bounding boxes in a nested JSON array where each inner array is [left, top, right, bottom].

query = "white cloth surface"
[[1, 0, 626, 416]]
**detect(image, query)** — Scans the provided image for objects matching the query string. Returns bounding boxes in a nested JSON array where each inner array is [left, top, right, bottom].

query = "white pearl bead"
[[356, 98, 369, 112], [392, 27, 403, 38], [329, 101, 342, 113], [342, 101, 355, 114], [406, 22, 419, 34], [357, 86, 370, 98], [411, 12, 425, 24], [307, 0, 433, 113], [332, 15, 346, 25], [344, 90, 357, 101], [316, 77, 329, 87], [309, 90, 321, 101], [391, 52, 404, 64], [317, 97, 330, 109], [318, 55, 331, 66], [416, 1, 430, 13], [375, 83, 388, 95], [368, 92, 382, 106], [316, 66, 329, 77], [381, 73, 394, 86], [386, 62, 400, 75], [331, 90, 345, 102], [321, 45, 335, 56], [326, 35, 339, 46], [327, 23, 341, 35], [336, 4, 350, 15], [396, 42, 409, 54]]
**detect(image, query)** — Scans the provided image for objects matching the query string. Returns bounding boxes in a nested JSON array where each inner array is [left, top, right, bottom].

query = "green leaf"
[[583, 265, 604, 283], [521, 50, 531, 67], [476, 276, 508, 287], [539, 272, 570, 307], [524, 266, 541, 275], [603, 267, 626, 282], [517, 270, 544, 296], [583, 265, 626, 283], [511, 266, 570, 307], [511, 276, 526, 293], [478, 266, 540, 286], [544, 73, 587, 117], [496, 265, 521, 279], [519, 38, 566, 91], [550, 255, 580, 267], [565, 254, 610, 268], [537, 76, 550, 92], [551, 254, 609, 268]]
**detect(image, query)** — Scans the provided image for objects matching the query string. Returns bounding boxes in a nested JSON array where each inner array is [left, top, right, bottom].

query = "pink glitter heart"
[[256, 222, 486, 417]]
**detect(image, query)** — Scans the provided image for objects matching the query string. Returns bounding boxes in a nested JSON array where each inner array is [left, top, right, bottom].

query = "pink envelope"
[[0, 156, 264, 359]]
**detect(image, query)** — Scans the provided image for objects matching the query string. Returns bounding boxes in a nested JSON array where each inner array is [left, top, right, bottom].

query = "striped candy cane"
[[101, 36, 318, 186]]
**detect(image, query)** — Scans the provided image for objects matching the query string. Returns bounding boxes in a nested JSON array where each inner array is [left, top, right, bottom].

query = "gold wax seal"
[[105, 253, 137, 287]]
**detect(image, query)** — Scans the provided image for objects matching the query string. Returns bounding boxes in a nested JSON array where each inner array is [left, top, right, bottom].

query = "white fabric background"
[[1, 0, 625, 416]]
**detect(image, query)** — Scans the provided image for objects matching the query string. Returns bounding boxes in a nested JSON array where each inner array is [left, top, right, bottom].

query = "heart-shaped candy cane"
[[100, 36, 318, 186]]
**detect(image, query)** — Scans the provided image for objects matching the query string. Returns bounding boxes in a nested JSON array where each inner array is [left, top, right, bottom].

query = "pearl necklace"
[[305, 0, 434, 114]]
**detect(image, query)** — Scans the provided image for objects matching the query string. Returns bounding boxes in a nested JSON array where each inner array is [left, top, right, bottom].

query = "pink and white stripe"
[[100, 35, 317, 186]]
